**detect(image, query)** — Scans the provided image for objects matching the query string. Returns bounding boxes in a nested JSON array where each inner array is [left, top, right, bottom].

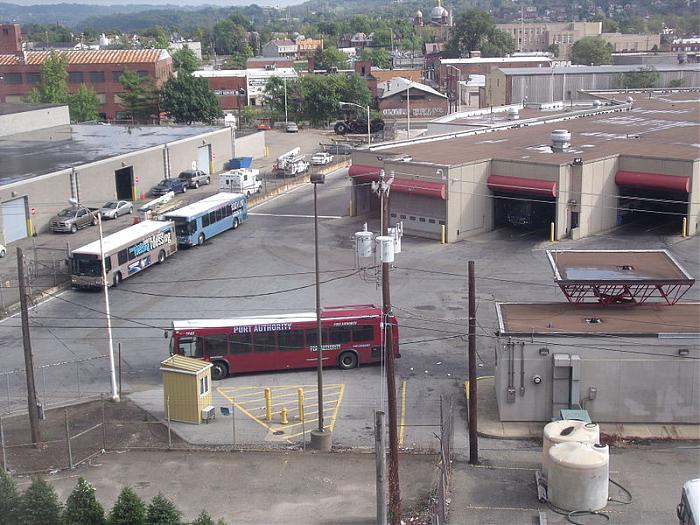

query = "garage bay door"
[[197, 145, 211, 175], [1, 197, 28, 243]]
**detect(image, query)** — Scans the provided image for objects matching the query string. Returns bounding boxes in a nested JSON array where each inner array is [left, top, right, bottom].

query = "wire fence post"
[[0, 417, 6, 472], [166, 396, 172, 449], [231, 400, 236, 450], [101, 394, 107, 451], [76, 362, 81, 398], [118, 343, 122, 399], [0, 278, 5, 311], [4, 373, 10, 411], [41, 366, 47, 403], [64, 408, 74, 469]]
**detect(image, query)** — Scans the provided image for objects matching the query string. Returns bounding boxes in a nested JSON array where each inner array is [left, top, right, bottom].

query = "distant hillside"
[[0, 2, 180, 27]]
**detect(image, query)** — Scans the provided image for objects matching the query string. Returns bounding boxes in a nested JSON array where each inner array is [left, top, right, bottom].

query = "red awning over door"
[[348, 164, 382, 183], [487, 175, 558, 197], [615, 171, 690, 193], [392, 178, 447, 199]]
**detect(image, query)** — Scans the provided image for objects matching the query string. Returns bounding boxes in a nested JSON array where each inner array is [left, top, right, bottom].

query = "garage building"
[[349, 90, 700, 242]]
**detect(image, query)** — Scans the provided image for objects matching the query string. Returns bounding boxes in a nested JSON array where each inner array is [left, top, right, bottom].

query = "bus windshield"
[[72, 254, 101, 276], [174, 218, 197, 236]]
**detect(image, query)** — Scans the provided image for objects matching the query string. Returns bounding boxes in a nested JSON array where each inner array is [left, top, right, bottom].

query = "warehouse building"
[[486, 63, 700, 106], [349, 90, 699, 242], [0, 103, 260, 244], [494, 249, 699, 424]]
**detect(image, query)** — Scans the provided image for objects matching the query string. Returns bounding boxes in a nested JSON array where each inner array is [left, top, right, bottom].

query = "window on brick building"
[[3, 72, 22, 84], [137, 70, 148, 79], [25, 72, 40, 84], [112, 70, 124, 82], [68, 72, 84, 83], [90, 71, 105, 83]]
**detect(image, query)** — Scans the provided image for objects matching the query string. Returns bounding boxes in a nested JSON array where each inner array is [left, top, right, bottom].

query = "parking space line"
[[399, 380, 407, 448]]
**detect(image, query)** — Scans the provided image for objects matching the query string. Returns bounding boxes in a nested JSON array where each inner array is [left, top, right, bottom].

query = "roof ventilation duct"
[[507, 107, 520, 120], [551, 129, 571, 152]]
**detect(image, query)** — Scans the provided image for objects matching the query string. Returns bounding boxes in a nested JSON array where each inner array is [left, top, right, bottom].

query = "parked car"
[[286, 122, 299, 133], [152, 178, 187, 196], [311, 152, 334, 165], [324, 143, 353, 155], [50, 206, 98, 233], [178, 169, 211, 189], [0, 244, 5, 257], [98, 200, 133, 219]]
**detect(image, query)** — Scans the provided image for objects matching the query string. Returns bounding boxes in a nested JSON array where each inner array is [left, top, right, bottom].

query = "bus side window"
[[306, 328, 330, 348], [278, 329, 305, 351], [202, 214, 210, 227], [179, 337, 203, 358], [104, 256, 112, 273], [254, 332, 277, 352], [330, 327, 352, 344], [117, 249, 128, 265], [204, 334, 228, 357], [209, 211, 216, 224], [352, 325, 374, 342], [230, 333, 251, 354]]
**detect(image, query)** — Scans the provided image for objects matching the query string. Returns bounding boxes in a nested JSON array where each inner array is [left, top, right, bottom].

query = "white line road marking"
[[249, 213, 343, 219]]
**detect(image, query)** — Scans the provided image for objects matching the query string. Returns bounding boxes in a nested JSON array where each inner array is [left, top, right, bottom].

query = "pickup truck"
[[152, 178, 188, 196], [50, 206, 98, 233]]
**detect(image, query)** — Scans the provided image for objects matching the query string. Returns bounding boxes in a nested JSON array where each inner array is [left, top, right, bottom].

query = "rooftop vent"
[[593, 100, 602, 107], [616, 265, 634, 271], [551, 129, 571, 152], [585, 318, 603, 324], [507, 107, 520, 120]]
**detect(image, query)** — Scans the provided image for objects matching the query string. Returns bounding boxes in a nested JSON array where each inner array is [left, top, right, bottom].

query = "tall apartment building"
[[0, 24, 173, 120]]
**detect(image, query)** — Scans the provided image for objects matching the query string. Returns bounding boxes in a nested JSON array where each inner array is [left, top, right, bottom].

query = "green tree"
[[313, 46, 347, 70], [162, 73, 222, 124], [63, 477, 105, 525], [29, 51, 69, 104], [108, 487, 146, 525], [18, 477, 62, 525], [447, 9, 514, 57], [222, 44, 253, 70], [0, 469, 20, 525], [571, 37, 613, 65], [669, 78, 684, 88], [190, 512, 226, 525], [213, 18, 249, 55], [68, 85, 101, 122], [171, 48, 199, 74], [146, 494, 182, 525], [547, 43, 560, 58], [361, 48, 391, 69], [119, 70, 160, 123], [622, 66, 661, 88]]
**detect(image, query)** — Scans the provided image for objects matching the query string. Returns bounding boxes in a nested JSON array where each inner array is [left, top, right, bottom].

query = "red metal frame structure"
[[170, 304, 399, 379], [546, 250, 695, 306]]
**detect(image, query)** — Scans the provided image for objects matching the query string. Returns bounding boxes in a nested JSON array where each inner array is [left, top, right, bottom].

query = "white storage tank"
[[376, 236, 395, 263], [548, 442, 609, 512], [355, 231, 374, 258], [542, 420, 599, 476]]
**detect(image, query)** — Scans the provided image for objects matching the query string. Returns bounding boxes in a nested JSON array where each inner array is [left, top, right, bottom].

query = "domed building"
[[430, 4, 449, 26], [413, 9, 424, 27]]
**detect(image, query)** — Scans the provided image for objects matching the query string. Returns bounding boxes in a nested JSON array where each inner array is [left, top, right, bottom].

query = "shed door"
[[1, 197, 28, 244], [197, 145, 211, 175]]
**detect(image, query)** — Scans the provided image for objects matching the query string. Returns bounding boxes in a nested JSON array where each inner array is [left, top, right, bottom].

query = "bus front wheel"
[[338, 351, 358, 370], [232, 218, 240, 230], [211, 361, 228, 381], [198, 233, 205, 246], [112, 272, 122, 287], [157, 250, 166, 264]]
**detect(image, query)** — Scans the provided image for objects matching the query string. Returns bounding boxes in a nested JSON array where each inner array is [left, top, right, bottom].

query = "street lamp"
[[339, 101, 371, 145], [283, 75, 288, 127], [309, 171, 331, 451]]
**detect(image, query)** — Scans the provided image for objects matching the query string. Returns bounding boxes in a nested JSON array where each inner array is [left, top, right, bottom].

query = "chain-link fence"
[[431, 395, 455, 524]]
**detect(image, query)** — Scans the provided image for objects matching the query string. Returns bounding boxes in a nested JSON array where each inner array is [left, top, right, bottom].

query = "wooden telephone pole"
[[17, 247, 40, 446]]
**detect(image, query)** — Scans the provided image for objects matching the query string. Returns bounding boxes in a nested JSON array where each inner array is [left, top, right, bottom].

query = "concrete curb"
[[0, 280, 71, 321]]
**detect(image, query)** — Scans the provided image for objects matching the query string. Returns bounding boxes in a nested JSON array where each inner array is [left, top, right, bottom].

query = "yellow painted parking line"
[[329, 383, 345, 432], [464, 376, 495, 400], [399, 380, 407, 448]]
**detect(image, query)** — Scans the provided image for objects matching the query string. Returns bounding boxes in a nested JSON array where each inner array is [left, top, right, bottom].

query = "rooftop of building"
[[547, 250, 694, 283], [372, 91, 700, 166], [0, 49, 170, 66], [0, 102, 61, 116], [379, 77, 446, 99], [440, 56, 551, 65], [0, 123, 221, 186], [498, 63, 700, 76], [496, 302, 700, 336], [193, 67, 297, 78]]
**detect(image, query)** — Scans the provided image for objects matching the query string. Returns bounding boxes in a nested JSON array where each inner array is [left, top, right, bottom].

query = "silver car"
[[99, 200, 133, 219]]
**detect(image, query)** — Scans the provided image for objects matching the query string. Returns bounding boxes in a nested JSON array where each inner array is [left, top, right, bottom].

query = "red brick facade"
[[203, 75, 247, 110]]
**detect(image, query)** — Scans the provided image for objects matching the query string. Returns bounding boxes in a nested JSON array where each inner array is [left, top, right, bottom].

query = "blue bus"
[[164, 192, 248, 247]]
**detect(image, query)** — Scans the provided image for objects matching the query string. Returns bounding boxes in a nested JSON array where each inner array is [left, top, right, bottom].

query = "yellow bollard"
[[264, 388, 272, 421], [280, 407, 289, 425], [297, 388, 305, 422], [549, 222, 555, 242], [682, 217, 687, 238], [440, 224, 446, 244]]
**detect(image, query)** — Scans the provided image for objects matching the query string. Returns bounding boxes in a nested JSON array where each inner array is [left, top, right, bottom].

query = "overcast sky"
[[5, 0, 305, 6]]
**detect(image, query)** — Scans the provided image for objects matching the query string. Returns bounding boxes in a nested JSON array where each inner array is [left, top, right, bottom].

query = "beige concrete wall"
[[575, 156, 619, 238], [0, 105, 70, 138], [167, 128, 234, 176], [485, 70, 507, 107], [234, 131, 266, 159], [688, 160, 699, 236], [447, 161, 492, 242]]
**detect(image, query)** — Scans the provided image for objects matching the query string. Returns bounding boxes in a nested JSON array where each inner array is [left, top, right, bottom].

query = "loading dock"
[[615, 171, 690, 231], [488, 175, 557, 230], [114, 166, 135, 201], [197, 144, 212, 175], [1, 196, 28, 243]]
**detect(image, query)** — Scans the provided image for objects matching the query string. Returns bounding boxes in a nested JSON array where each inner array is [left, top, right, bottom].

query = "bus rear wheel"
[[338, 351, 358, 370], [198, 233, 205, 246], [157, 250, 166, 264], [112, 272, 122, 287], [211, 361, 228, 381]]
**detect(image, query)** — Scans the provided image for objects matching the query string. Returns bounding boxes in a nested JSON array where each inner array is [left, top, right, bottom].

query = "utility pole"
[[17, 247, 40, 447], [380, 172, 400, 523], [468, 260, 478, 464], [375, 410, 387, 525]]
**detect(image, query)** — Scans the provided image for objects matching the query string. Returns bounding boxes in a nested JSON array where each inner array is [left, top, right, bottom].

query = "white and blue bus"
[[164, 192, 248, 247]]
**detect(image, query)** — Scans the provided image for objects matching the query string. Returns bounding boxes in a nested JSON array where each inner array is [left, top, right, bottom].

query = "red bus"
[[170, 305, 399, 380]]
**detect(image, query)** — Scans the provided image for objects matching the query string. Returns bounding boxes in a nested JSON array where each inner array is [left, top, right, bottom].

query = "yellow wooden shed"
[[160, 355, 213, 424]]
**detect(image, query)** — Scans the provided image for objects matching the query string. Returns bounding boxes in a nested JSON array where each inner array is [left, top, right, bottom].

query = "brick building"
[[378, 77, 448, 119], [354, 60, 423, 98], [0, 24, 172, 120]]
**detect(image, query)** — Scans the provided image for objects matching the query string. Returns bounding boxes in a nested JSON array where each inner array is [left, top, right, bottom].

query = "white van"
[[678, 479, 699, 525], [220, 169, 262, 197]]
